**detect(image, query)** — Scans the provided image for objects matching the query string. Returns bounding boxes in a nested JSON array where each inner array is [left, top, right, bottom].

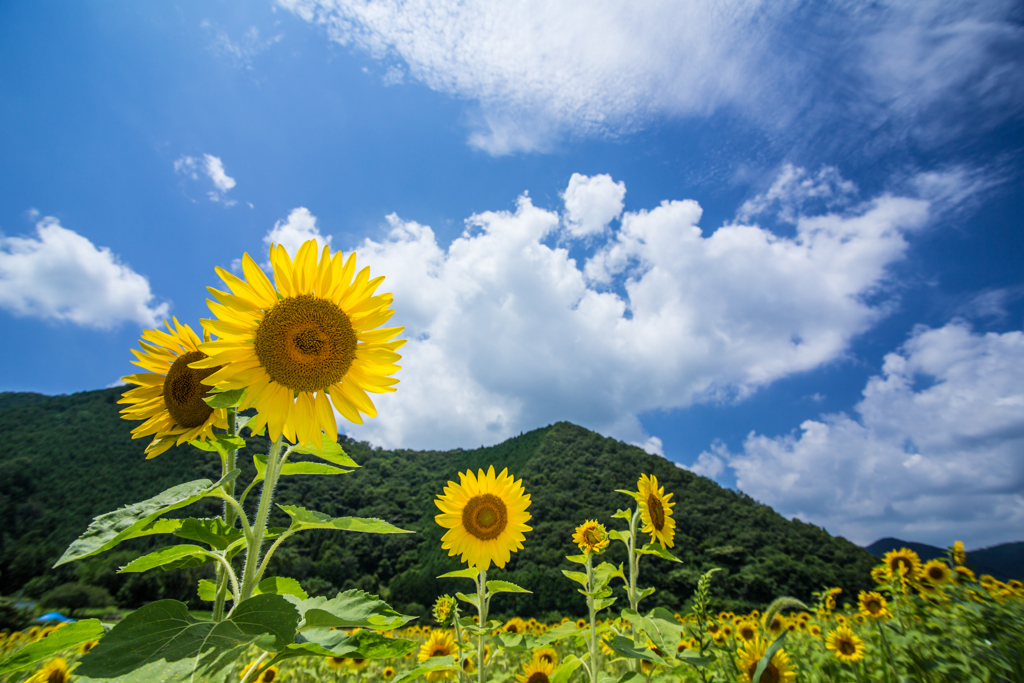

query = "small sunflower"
[[27, 657, 71, 683], [419, 630, 457, 683], [79, 639, 100, 654], [765, 615, 786, 637], [736, 620, 758, 643], [809, 624, 822, 638], [461, 657, 475, 674], [196, 241, 405, 446], [951, 540, 967, 566], [870, 565, 888, 585], [736, 638, 796, 683], [503, 617, 528, 635], [349, 657, 369, 671], [857, 591, 890, 621], [383, 665, 397, 680], [573, 519, 609, 555], [825, 626, 866, 663], [825, 587, 842, 610], [434, 466, 532, 570], [883, 548, 922, 580], [516, 657, 555, 683], [326, 656, 348, 669], [533, 648, 558, 666], [432, 594, 457, 626], [575, 618, 587, 629], [921, 559, 953, 586], [636, 474, 676, 549], [119, 318, 228, 458]]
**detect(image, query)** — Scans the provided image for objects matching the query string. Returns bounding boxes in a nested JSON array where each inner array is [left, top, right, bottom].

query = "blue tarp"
[[35, 612, 74, 623]]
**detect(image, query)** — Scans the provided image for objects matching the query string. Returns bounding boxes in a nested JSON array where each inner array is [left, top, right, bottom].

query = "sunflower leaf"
[[72, 596, 299, 681], [54, 472, 240, 567], [391, 656, 462, 683], [551, 655, 584, 683], [198, 576, 308, 603], [608, 635, 667, 666], [608, 530, 631, 544], [437, 567, 480, 580], [455, 592, 481, 610], [636, 543, 682, 563], [292, 440, 360, 468], [564, 554, 589, 565], [173, 517, 244, 550], [562, 570, 590, 588], [752, 632, 788, 683], [594, 596, 617, 611], [534, 622, 582, 646], [593, 562, 626, 591], [287, 589, 415, 631], [269, 629, 417, 664], [611, 508, 634, 520], [0, 619, 106, 675], [281, 461, 354, 476], [204, 388, 246, 408], [119, 544, 214, 573], [278, 505, 412, 535], [486, 580, 531, 595], [614, 672, 644, 683], [498, 632, 525, 649]]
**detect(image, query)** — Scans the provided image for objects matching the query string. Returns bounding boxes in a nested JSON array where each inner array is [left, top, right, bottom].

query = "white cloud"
[[0, 216, 169, 329], [264, 207, 332, 257], [699, 322, 1024, 549], [736, 164, 857, 224], [562, 173, 626, 238], [174, 154, 238, 205], [278, 0, 1024, 153], [315, 167, 941, 453], [203, 22, 284, 69]]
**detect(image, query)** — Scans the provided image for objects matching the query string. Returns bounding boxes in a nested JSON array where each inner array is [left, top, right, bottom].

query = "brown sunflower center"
[[527, 673, 550, 683], [429, 647, 450, 658], [927, 566, 946, 580], [839, 639, 855, 655], [462, 493, 508, 541], [163, 351, 219, 428], [584, 528, 601, 546], [506, 624, 520, 634], [539, 653, 554, 664], [865, 599, 882, 614], [647, 494, 665, 530], [748, 662, 779, 683], [740, 626, 756, 640], [891, 557, 913, 574], [255, 294, 357, 392], [262, 669, 277, 682]]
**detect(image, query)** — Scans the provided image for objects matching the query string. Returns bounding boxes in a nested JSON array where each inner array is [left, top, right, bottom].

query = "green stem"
[[626, 506, 642, 673], [586, 553, 599, 683], [254, 530, 294, 587], [239, 651, 270, 683], [476, 569, 489, 683], [452, 602, 468, 683], [238, 434, 285, 602], [213, 408, 239, 622]]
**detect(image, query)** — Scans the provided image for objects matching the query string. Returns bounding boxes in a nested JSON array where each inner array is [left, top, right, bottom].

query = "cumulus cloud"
[[264, 207, 332, 257], [0, 216, 168, 329], [277, 0, 1024, 153], [292, 166, 942, 453], [562, 173, 626, 238], [695, 322, 1024, 548], [174, 154, 238, 205]]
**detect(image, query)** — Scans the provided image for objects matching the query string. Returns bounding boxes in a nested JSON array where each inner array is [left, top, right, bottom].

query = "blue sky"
[[1, 1, 1022, 549]]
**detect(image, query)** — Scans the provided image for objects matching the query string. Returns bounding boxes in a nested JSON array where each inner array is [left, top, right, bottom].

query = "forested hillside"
[[0, 386, 877, 618]]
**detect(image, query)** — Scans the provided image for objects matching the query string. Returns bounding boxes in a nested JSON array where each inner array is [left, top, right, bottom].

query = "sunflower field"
[[1, 239, 1022, 682]]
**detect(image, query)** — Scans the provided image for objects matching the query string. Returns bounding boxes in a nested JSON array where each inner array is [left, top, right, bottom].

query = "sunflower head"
[[383, 665, 397, 680], [503, 617, 527, 635], [515, 657, 556, 683], [434, 466, 532, 570], [432, 594, 457, 626], [326, 656, 348, 669], [461, 657, 475, 674], [736, 620, 758, 642], [419, 630, 457, 683], [951, 540, 967, 566], [636, 474, 676, 549], [857, 591, 890, 620], [824, 587, 842, 610], [533, 648, 558, 667], [27, 657, 71, 683], [825, 625, 866, 663], [736, 637, 796, 683], [921, 559, 953, 586], [119, 318, 228, 458], [573, 519, 609, 555], [883, 548, 922, 580], [198, 241, 405, 446]]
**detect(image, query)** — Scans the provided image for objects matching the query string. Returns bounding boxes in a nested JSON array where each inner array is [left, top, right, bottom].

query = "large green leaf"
[[198, 575, 308, 603], [272, 628, 417, 664], [291, 440, 360, 468], [73, 596, 298, 683], [54, 472, 240, 567], [608, 635, 666, 667], [119, 545, 213, 573], [391, 656, 461, 683], [173, 518, 244, 550], [636, 543, 682, 563], [551, 655, 584, 683], [254, 453, 352, 479], [286, 589, 415, 631], [203, 388, 246, 409], [486, 580, 530, 595], [534, 621, 582, 646], [0, 619, 105, 675], [278, 505, 411, 534], [437, 567, 479, 580]]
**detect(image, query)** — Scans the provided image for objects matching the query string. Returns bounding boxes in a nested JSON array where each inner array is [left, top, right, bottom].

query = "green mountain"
[[865, 537, 1022, 583], [0, 386, 878, 618]]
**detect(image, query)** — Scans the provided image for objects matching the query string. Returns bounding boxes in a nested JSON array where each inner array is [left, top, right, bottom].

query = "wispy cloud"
[[174, 153, 238, 205], [201, 21, 283, 69], [0, 216, 168, 329], [278, 0, 1024, 154]]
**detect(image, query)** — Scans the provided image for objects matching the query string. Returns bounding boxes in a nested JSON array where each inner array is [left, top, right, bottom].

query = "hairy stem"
[[476, 569, 489, 683], [213, 408, 239, 622], [238, 434, 285, 602]]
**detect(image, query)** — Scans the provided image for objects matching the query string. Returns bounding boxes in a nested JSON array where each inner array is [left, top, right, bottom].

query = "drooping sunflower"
[[119, 318, 228, 458], [921, 559, 953, 586], [637, 474, 676, 549], [573, 519, 609, 555], [736, 637, 796, 683], [434, 466, 532, 570], [195, 241, 405, 446], [516, 657, 555, 683], [882, 548, 922, 580], [27, 657, 71, 683], [857, 591, 890, 621], [418, 630, 457, 683], [825, 626, 866, 664]]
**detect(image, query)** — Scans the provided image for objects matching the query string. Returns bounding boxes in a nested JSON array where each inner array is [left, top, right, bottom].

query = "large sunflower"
[[195, 241, 404, 446], [882, 548, 921, 580], [119, 318, 228, 458], [434, 466, 532, 570], [736, 637, 796, 683], [516, 657, 555, 683], [637, 474, 676, 549], [825, 626, 866, 664]]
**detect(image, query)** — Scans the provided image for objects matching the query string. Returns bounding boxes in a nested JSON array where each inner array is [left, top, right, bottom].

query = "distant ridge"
[[865, 537, 1022, 582]]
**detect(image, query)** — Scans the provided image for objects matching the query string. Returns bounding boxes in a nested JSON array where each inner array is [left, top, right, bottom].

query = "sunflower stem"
[[627, 505, 643, 669], [239, 651, 270, 683], [585, 553, 600, 683], [476, 568, 489, 683], [238, 434, 285, 602], [213, 408, 240, 622]]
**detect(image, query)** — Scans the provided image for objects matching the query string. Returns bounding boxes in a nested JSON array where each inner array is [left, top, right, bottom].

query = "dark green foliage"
[[0, 387, 878, 617], [0, 596, 32, 631], [38, 582, 114, 616]]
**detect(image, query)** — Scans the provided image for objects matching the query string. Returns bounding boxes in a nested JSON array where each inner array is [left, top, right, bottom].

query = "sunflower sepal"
[[636, 542, 682, 563], [486, 580, 531, 595]]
